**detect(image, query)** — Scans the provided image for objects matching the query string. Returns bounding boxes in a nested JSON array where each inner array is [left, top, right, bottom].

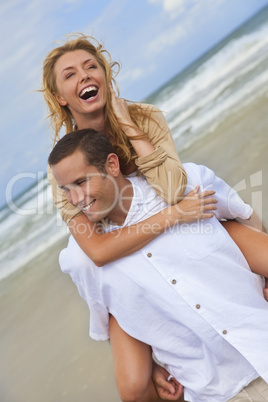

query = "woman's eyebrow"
[[61, 58, 93, 75]]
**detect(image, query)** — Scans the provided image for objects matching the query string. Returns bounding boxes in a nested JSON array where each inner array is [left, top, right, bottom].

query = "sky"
[[1, 0, 268, 208]]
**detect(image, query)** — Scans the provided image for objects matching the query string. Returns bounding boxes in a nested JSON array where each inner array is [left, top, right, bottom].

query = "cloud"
[[118, 67, 147, 86], [148, 0, 191, 18], [148, 0, 227, 19], [148, 24, 186, 55]]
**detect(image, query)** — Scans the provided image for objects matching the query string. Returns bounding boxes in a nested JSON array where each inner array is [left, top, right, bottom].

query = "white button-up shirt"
[[60, 163, 268, 402]]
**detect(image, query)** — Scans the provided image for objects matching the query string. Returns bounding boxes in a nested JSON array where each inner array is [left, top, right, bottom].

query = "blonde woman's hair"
[[42, 33, 153, 166]]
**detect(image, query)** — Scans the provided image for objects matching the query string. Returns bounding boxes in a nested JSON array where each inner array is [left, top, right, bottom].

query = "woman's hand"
[[152, 362, 184, 401], [169, 186, 218, 224], [109, 83, 157, 157], [109, 84, 133, 128]]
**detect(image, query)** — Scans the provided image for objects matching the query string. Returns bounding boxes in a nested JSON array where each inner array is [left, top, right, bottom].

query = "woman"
[[42, 34, 267, 401]]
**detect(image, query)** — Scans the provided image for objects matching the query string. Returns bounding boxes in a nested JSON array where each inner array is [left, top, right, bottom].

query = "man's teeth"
[[80, 86, 97, 98], [82, 200, 96, 211]]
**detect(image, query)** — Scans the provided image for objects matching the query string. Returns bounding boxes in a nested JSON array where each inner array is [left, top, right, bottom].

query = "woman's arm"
[[48, 165, 216, 265], [109, 315, 184, 402], [68, 187, 217, 266], [134, 104, 187, 204], [110, 85, 157, 158], [110, 87, 187, 203]]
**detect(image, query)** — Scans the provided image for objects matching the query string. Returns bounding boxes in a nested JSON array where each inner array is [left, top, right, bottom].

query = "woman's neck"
[[76, 113, 106, 133]]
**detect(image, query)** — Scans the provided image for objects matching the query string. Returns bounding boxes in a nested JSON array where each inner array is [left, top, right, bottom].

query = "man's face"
[[52, 150, 118, 223]]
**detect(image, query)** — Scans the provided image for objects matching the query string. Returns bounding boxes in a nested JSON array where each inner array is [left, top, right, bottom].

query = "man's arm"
[[109, 315, 184, 401]]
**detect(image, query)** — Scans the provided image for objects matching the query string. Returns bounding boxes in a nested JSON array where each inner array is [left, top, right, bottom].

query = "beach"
[[0, 237, 120, 402], [1, 9, 268, 401]]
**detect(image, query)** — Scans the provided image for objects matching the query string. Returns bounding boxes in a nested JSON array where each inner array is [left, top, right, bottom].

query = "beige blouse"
[[47, 103, 187, 224]]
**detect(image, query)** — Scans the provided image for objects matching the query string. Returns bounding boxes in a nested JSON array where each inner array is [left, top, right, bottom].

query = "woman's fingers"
[[109, 83, 132, 125], [173, 186, 218, 222]]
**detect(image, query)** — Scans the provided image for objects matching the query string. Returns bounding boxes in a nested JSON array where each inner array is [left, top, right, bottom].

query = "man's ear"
[[105, 153, 120, 176], [54, 92, 68, 106]]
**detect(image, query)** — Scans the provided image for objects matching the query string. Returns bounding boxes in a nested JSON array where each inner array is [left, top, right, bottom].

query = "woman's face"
[[54, 49, 107, 126]]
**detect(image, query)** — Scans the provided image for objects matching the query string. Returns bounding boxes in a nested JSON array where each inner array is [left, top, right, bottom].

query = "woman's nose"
[[79, 69, 90, 83]]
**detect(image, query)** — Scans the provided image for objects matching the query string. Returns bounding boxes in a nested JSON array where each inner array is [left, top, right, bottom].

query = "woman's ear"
[[54, 92, 68, 106], [105, 153, 120, 177]]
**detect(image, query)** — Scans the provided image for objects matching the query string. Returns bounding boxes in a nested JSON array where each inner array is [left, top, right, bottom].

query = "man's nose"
[[68, 187, 84, 207]]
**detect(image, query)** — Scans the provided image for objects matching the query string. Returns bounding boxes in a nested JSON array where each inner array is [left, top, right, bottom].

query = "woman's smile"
[[79, 85, 99, 101]]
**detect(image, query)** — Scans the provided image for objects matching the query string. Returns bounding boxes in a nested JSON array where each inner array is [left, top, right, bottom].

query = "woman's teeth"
[[79, 86, 98, 100]]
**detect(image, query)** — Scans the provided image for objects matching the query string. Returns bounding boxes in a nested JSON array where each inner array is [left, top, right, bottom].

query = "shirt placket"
[[142, 247, 230, 340]]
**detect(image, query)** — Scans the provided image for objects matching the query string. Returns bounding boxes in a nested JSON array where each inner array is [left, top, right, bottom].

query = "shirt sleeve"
[[70, 279, 110, 341], [135, 104, 187, 204], [59, 236, 110, 341], [198, 164, 253, 220], [47, 165, 83, 224]]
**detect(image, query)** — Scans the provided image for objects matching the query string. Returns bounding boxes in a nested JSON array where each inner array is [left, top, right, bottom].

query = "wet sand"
[[0, 95, 267, 402]]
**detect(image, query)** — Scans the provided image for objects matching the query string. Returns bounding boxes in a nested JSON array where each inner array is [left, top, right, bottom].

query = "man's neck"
[[106, 178, 133, 226]]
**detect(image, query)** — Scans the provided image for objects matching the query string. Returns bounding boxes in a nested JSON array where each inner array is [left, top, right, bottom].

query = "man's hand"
[[152, 362, 184, 401]]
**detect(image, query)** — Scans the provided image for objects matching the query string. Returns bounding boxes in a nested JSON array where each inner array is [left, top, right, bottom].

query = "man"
[[49, 129, 268, 402]]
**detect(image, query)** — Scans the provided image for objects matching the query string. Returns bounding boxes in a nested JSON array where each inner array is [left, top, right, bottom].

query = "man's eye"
[[78, 179, 89, 185], [59, 185, 69, 191]]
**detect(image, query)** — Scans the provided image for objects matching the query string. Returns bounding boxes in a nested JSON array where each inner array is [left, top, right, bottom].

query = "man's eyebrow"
[[58, 175, 90, 190], [73, 175, 89, 184]]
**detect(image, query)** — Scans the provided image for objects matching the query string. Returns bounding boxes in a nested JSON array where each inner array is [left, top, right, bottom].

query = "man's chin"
[[84, 212, 106, 224]]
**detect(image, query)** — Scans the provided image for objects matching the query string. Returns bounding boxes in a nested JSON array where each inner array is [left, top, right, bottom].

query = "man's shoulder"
[[183, 163, 216, 191], [128, 174, 161, 204]]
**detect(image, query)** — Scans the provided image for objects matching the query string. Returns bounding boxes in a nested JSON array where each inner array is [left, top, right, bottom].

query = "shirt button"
[[195, 304, 201, 309], [147, 253, 152, 258], [222, 330, 227, 335], [171, 279, 177, 285]]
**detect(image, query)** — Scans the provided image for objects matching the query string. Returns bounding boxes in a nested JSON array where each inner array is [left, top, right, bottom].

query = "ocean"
[[1, 6, 268, 402]]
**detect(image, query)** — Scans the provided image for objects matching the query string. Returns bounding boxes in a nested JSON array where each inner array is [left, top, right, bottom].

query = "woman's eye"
[[86, 64, 96, 70], [66, 73, 74, 79]]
